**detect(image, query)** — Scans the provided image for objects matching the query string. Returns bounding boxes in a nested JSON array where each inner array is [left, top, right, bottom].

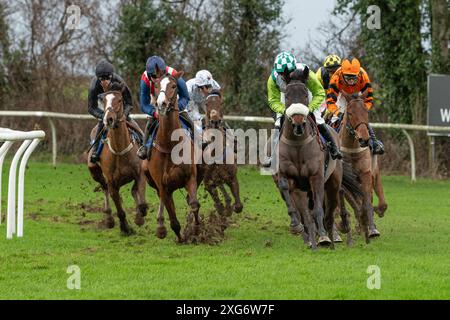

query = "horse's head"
[[102, 82, 125, 129], [342, 90, 370, 147], [285, 103, 309, 137], [205, 90, 223, 129], [155, 71, 184, 117], [284, 69, 310, 137]]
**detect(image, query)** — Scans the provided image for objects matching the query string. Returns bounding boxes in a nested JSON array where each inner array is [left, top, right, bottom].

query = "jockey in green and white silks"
[[263, 52, 342, 167]]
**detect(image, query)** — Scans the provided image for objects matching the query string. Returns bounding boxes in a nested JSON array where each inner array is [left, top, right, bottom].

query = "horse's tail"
[[341, 161, 364, 200]]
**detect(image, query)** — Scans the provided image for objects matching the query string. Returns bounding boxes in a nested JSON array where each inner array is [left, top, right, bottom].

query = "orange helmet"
[[341, 58, 361, 76]]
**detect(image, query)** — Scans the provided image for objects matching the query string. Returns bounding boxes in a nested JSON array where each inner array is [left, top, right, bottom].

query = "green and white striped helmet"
[[274, 52, 297, 73]]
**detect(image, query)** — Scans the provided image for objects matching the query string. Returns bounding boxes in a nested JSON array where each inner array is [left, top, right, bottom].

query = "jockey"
[[263, 52, 342, 167], [88, 60, 135, 163], [186, 70, 221, 131], [326, 57, 384, 155], [316, 54, 342, 90], [137, 56, 191, 160]]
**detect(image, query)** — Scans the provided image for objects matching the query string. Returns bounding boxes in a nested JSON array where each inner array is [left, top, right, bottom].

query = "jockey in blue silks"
[[137, 56, 192, 159]]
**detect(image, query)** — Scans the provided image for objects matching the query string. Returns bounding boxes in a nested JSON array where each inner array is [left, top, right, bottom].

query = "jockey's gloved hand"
[[153, 111, 159, 119]]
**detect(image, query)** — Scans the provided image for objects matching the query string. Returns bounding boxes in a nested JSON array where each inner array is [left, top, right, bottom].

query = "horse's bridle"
[[157, 75, 179, 115], [345, 99, 369, 140], [104, 91, 126, 125]]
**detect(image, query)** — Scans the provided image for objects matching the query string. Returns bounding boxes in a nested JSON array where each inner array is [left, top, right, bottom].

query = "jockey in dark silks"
[[137, 56, 191, 160], [88, 60, 139, 163]]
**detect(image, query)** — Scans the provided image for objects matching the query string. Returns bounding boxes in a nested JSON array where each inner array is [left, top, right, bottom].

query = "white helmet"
[[195, 70, 213, 87]]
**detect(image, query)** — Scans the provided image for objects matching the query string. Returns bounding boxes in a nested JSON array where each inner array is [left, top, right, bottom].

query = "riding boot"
[[318, 123, 343, 160], [90, 121, 104, 163], [368, 125, 385, 155], [262, 126, 281, 168], [179, 111, 195, 136], [137, 118, 154, 160]]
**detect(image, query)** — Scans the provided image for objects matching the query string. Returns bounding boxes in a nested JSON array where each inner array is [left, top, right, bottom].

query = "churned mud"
[[182, 209, 231, 245]]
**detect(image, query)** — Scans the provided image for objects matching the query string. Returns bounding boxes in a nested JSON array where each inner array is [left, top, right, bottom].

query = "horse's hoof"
[[120, 226, 135, 236], [290, 223, 304, 235], [135, 215, 145, 227], [104, 217, 115, 229], [369, 229, 381, 238], [156, 226, 167, 239], [233, 203, 243, 214], [333, 234, 343, 243], [375, 205, 387, 218], [318, 236, 332, 246], [306, 241, 312, 248]]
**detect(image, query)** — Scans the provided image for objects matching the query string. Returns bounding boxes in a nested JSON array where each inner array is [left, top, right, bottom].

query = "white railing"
[[0, 128, 46, 239], [1, 110, 450, 182]]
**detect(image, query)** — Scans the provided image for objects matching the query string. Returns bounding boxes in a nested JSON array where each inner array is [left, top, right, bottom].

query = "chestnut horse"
[[87, 83, 148, 235], [339, 92, 385, 243], [202, 91, 243, 215], [143, 72, 202, 242], [275, 69, 347, 250]]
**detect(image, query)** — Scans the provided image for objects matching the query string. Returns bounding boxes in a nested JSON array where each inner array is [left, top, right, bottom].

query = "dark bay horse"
[[339, 92, 386, 243], [87, 83, 148, 235], [275, 69, 346, 250], [143, 72, 202, 242], [202, 91, 243, 215]]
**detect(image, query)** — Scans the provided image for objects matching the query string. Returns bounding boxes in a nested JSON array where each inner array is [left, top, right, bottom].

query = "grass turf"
[[0, 162, 449, 299]]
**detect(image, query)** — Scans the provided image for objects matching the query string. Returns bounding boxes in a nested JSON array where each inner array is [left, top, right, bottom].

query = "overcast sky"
[[282, 0, 337, 51]]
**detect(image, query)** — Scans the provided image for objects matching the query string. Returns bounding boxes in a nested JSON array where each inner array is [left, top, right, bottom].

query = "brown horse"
[[339, 91, 385, 243], [275, 69, 346, 250], [87, 83, 148, 235], [143, 72, 202, 242], [202, 91, 243, 215]]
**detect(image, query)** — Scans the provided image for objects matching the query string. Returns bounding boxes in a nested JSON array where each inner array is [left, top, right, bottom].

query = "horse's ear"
[[360, 89, 369, 100], [174, 71, 184, 80], [303, 65, 309, 81]]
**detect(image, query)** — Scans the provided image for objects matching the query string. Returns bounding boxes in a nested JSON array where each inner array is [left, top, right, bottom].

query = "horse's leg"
[[227, 175, 243, 214], [324, 174, 341, 250], [109, 184, 133, 235], [156, 200, 167, 239], [278, 176, 304, 235], [161, 192, 182, 242], [373, 165, 388, 218], [186, 175, 201, 230], [205, 181, 225, 215], [359, 171, 374, 243], [310, 174, 330, 246], [88, 162, 114, 228], [339, 189, 353, 246], [132, 173, 148, 227], [218, 184, 233, 215], [292, 190, 313, 247]]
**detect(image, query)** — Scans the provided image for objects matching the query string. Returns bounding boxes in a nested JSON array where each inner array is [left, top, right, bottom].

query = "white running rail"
[[0, 128, 46, 239]]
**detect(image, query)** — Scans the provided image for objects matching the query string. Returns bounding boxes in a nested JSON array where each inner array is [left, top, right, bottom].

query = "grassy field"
[[0, 161, 449, 300]]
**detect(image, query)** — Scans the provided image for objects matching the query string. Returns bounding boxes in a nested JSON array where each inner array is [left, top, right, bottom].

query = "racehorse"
[[202, 90, 243, 215], [87, 82, 148, 235], [339, 91, 385, 243], [143, 72, 202, 242], [274, 68, 347, 250]]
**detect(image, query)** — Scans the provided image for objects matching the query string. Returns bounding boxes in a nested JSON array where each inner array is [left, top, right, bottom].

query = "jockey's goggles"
[[99, 75, 112, 81], [343, 74, 358, 84]]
